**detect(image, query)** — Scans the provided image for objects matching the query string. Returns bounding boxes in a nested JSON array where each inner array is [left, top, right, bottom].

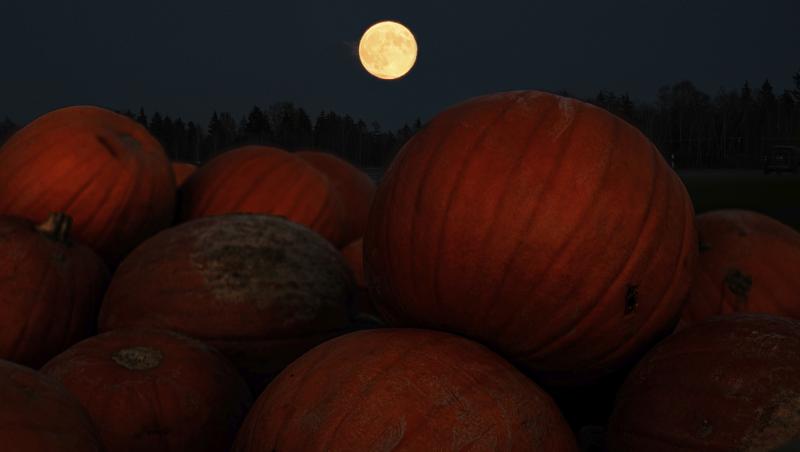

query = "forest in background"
[[1, 70, 799, 170]]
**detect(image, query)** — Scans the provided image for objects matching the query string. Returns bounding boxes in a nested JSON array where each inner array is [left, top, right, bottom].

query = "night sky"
[[2, 0, 798, 129]]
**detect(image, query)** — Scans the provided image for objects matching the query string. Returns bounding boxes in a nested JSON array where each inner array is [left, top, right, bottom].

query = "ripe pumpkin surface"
[[680, 209, 800, 328], [170, 161, 197, 187], [233, 328, 578, 451], [296, 150, 376, 244], [0, 358, 103, 451], [0, 105, 175, 266], [365, 90, 698, 386], [179, 145, 346, 246], [608, 313, 800, 451], [41, 327, 252, 452], [0, 212, 108, 368], [98, 213, 355, 392]]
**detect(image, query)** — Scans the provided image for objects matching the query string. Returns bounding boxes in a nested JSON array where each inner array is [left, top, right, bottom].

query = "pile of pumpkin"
[[0, 92, 799, 452]]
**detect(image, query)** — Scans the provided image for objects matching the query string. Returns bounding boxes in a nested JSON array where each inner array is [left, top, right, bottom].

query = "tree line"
[[1, 70, 799, 169]]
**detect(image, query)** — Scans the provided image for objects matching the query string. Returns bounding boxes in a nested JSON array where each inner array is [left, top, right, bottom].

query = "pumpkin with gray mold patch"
[[679, 209, 800, 329], [98, 213, 356, 392], [40, 327, 252, 452], [608, 313, 800, 451]]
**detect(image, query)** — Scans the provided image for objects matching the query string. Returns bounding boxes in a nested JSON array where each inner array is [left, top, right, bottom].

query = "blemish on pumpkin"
[[697, 419, 713, 438], [740, 390, 800, 450], [724, 268, 752, 306], [111, 346, 163, 370], [624, 284, 638, 315]]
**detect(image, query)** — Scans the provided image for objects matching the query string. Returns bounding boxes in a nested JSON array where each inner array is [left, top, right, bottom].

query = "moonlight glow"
[[358, 21, 417, 80]]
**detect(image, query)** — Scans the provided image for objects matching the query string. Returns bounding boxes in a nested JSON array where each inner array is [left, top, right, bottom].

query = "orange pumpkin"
[[340, 237, 381, 319], [41, 327, 252, 452], [365, 90, 698, 386], [0, 105, 175, 266], [296, 150, 376, 244], [233, 328, 578, 451], [171, 161, 197, 187], [0, 212, 108, 368], [679, 209, 800, 328], [179, 145, 347, 246]]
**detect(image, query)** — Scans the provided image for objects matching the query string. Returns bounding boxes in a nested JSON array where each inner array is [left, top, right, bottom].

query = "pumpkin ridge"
[[470, 92, 564, 333], [430, 93, 524, 326], [232, 153, 297, 213], [185, 149, 263, 217], [75, 156, 129, 245], [486, 95, 588, 346]]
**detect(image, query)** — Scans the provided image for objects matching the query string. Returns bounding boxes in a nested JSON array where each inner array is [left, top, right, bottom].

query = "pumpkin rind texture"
[[171, 161, 197, 187], [679, 209, 800, 328], [98, 213, 355, 392], [0, 213, 109, 368], [364, 90, 698, 385], [232, 328, 579, 451], [179, 145, 347, 246], [608, 313, 800, 451], [0, 105, 176, 266], [0, 358, 103, 451], [41, 327, 252, 452], [296, 150, 376, 245]]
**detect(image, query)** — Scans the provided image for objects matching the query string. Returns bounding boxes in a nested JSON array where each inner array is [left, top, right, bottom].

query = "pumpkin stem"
[[35, 212, 73, 243], [111, 346, 163, 370]]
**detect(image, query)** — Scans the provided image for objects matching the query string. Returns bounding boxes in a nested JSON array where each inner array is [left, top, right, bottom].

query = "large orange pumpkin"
[[365, 90, 698, 386], [41, 327, 252, 452], [679, 209, 800, 328], [608, 313, 800, 451], [296, 150, 376, 245], [0, 212, 108, 368], [98, 213, 356, 392], [0, 105, 175, 266], [179, 146, 346, 246], [0, 358, 103, 451], [233, 328, 578, 451], [171, 161, 197, 187]]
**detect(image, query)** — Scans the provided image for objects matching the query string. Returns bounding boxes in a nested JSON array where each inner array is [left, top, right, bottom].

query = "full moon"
[[358, 21, 417, 80]]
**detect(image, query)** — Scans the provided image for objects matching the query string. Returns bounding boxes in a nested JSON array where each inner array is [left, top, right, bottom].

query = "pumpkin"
[[98, 213, 355, 392], [0, 212, 108, 368], [171, 161, 197, 187], [364, 90, 698, 386], [41, 327, 252, 452], [179, 145, 347, 246], [340, 237, 381, 320], [296, 150, 376, 244], [0, 105, 175, 266], [679, 209, 800, 328], [0, 358, 103, 451], [608, 313, 800, 451], [232, 328, 578, 451]]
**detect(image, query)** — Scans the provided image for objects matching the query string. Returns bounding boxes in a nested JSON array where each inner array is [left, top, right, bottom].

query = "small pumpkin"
[[0, 358, 103, 451], [0, 212, 108, 368], [296, 150, 376, 245], [171, 161, 197, 187], [0, 105, 175, 266], [233, 328, 578, 451], [679, 209, 800, 328], [98, 213, 355, 392], [608, 313, 800, 451], [365, 90, 698, 386], [41, 327, 252, 452], [179, 145, 347, 246]]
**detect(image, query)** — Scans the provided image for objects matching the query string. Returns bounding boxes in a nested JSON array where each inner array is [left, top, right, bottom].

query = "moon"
[[358, 21, 418, 80]]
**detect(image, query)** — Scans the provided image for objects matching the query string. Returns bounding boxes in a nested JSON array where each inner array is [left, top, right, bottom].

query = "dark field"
[[678, 169, 800, 231]]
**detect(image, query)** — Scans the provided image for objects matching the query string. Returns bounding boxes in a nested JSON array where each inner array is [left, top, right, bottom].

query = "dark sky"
[[2, 0, 798, 129]]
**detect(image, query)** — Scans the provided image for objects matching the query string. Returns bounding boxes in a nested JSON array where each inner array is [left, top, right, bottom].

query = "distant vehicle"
[[763, 145, 800, 174]]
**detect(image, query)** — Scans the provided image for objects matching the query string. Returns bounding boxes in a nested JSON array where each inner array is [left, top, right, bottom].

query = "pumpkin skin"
[[41, 327, 252, 452], [679, 209, 800, 328], [232, 328, 578, 452], [171, 161, 197, 187], [0, 212, 109, 368], [0, 358, 103, 451], [365, 90, 698, 386], [179, 146, 347, 247], [295, 150, 376, 245], [0, 105, 175, 266], [98, 213, 355, 392], [608, 313, 800, 451], [340, 237, 381, 319]]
